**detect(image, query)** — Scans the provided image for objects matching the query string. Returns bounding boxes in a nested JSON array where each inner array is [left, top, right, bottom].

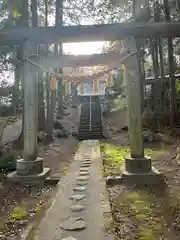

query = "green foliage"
[[8, 206, 28, 221], [53, 120, 64, 130], [118, 190, 164, 239], [0, 154, 16, 172], [143, 130, 159, 143], [113, 72, 125, 94], [142, 109, 170, 130], [54, 129, 68, 138], [102, 143, 152, 169], [0, 105, 12, 117], [176, 79, 180, 95], [104, 94, 127, 113]]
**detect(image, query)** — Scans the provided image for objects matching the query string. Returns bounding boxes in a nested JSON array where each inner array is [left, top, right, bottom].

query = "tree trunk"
[[150, 39, 159, 112], [46, 74, 53, 139], [164, 0, 177, 126], [132, 0, 146, 114], [153, 2, 162, 116], [158, 38, 165, 113], [31, 0, 46, 132], [45, 0, 53, 139], [57, 72, 63, 116], [13, 0, 29, 148], [38, 72, 46, 131], [55, 0, 64, 117], [12, 49, 21, 115]]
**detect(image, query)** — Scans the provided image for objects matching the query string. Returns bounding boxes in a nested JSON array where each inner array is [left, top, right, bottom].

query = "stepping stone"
[[76, 181, 88, 186], [76, 176, 89, 181], [70, 204, 85, 212], [79, 171, 89, 176], [81, 163, 90, 167], [69, 194, 86, 201], [62, 237, 77, 240], [80, 167, 89, 171], [60, 217, 86, 231], [73, 186, 87, 192], [82, 162, 91, 165]]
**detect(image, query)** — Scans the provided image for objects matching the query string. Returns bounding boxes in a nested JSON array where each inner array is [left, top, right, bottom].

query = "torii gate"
[[3, 21, 172, 184]]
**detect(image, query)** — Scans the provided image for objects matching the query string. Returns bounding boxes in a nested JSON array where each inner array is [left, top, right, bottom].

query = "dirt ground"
[[0, 107, 79, 240], [102, 129, 180, 240]]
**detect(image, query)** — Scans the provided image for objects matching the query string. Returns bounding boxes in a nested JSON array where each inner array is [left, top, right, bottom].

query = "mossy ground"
[[101, 142, 180, 239]]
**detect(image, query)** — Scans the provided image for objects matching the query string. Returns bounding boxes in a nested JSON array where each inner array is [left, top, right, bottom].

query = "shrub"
[[53, 120, 64, 130], [54, 129, 68, 138]]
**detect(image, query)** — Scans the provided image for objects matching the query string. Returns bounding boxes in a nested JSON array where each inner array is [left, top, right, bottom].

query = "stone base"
[[121, 167, 165, 186], [7, 168, 51, 185], [125, 156, 152, 173], [16, 157, 43, 176]]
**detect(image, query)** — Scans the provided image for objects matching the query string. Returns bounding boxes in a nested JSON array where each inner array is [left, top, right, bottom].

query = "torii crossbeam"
[[1, 21, 180, 45], [28, 52, 125, 68]]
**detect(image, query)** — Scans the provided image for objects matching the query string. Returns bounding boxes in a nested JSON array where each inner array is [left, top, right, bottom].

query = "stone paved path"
[[31, 140, 113, 240]]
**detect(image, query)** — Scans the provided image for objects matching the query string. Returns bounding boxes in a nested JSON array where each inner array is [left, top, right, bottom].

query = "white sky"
[[62, 19, 105, 55], [63, 41, 104, 55]]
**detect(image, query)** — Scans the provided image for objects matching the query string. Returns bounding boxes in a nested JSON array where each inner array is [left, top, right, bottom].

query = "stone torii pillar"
[[122, 37, 164, 185], [8, 41, 50, 183]]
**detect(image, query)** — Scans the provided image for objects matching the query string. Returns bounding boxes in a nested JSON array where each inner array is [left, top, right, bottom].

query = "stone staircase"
[[78, 96, 103, 140]]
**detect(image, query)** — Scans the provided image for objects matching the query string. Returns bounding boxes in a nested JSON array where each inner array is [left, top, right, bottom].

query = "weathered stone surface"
[[82, 163, 91, 166], [60, 217, 86, 231], [70, 204, 85, 212], [81, 163, 90, 167], [83, 159, 91, 162], [79, 171, 90, 176], [73, 186, 87, 192], [76, 181, 88, 186], [69, 194, 86, 201], [62, 237, 77, 240], [80, 167, 89, 171], [76, 176, 90, 181], [82, 161, 91, 164]]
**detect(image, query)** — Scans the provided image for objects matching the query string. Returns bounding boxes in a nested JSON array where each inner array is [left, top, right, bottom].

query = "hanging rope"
[[23, 49, 136, 83]]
